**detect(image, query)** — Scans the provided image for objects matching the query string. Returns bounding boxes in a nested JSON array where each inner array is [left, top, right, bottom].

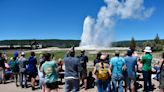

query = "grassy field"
[[3, 49, 163, 64]]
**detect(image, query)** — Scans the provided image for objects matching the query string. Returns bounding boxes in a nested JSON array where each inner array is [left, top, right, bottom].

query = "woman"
[[27, 52, 38, 90], [93, 54, 111, 92], [159, 52, 164, 92], [38, 54, 45, 91], [41, 53, 59, 92], [9, 57, 19, 87]]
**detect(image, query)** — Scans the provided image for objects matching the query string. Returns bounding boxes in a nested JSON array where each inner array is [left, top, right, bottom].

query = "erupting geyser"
[[80, 0, 154, 48]]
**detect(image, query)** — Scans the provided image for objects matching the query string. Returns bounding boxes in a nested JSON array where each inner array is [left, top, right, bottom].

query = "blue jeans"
[[154, 66, 160, 80], [65, 78, 79, 92], [97, 79, 110, 92], [19, 72, 27, 87], [143, 71, 152, 91], [108, 77, 111, 92], [38, 71, 44, 89], [112, 75, 124, 92]]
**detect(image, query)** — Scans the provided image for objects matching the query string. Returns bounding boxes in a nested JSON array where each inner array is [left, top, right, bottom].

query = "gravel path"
[[0, 78, 161, 92]]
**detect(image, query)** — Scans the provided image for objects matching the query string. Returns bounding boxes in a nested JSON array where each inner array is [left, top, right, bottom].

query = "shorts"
[[45, 82, 58, 89], [80, 69, 87, 79], [29, 73, 37, 78], [125, 77, 136, 88]]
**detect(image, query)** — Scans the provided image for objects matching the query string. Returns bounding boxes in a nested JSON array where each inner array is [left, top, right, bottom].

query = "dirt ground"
[[0, 78, 161, 92]]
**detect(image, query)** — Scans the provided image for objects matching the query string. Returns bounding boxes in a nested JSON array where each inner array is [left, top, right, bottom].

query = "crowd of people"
[[0, 46, 164, 92]]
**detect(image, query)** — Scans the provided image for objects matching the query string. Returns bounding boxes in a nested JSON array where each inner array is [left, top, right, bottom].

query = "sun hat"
[[81, 50, 85, 53], [144, 46, 152, 52], [100, 54, 107, 60], [14, 51, 19, 58], [115, 50, 120, 55], [21, 52, 25, 55]]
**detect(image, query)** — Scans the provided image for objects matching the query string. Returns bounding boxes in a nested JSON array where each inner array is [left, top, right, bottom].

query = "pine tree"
[[154, 34, 161, 44], [129, 37, 136, 50], [153, 34, 162, 51]]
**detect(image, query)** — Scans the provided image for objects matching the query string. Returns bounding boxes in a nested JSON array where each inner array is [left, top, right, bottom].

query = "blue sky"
[[0, 0, 163, 41]]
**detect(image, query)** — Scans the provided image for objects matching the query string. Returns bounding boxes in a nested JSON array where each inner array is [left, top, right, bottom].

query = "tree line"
[[0, 34, 163, 51]]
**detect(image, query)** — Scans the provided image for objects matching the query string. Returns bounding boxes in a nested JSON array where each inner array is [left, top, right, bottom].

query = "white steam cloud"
[[80, 0, 154, 48]]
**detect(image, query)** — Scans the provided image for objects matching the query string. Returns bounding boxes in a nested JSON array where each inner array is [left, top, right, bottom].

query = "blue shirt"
[[124, 56, 137, 78], [110, 57, 125, 77], [64, 55, 81, 78], [27, 56, 37, 75]]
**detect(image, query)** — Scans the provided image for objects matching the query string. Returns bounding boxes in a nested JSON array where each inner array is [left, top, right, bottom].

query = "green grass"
[[53, 51, 66, 60], [4, 49, 164, 65]]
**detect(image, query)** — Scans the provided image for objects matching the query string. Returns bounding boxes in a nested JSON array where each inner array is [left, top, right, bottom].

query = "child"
[[86, 72, 95, 89]]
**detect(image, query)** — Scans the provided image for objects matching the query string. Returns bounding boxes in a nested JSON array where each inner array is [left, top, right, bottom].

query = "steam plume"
[[80, 0, 154, 48]]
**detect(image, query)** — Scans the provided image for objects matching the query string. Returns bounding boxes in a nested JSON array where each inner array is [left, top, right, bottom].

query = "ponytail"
[[101, 61, 104, 69]]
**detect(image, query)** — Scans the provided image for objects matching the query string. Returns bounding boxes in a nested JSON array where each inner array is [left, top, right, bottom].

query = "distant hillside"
[[0, 39, 80, 48], [0, 39, 164, 48], [112, 39, 164, 47]]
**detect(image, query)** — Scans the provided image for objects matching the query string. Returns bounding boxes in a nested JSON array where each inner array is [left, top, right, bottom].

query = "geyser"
[[80, 0, 154, 48]]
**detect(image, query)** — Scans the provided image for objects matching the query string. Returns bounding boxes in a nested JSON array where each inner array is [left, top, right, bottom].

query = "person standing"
[[110, 51, 126, 92], [38, 53, 46, 92], [18, 52, 27, 88], [79, 50, 88, 90], [64, 48, 82, 92], [93, 54, 111, 92], [159, 52, 164, 92], [142, 46, 153, 91], [27, 52, 38, 90], [94, 52, 102, 66], [41, 53, 59, 92], [9, 57, 19, 87], [124, 50, 137, 92], [0, 52, 6, 84]]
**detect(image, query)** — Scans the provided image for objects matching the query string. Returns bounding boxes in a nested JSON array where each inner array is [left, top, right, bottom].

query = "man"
[[124, 50, 137, 92], [41, 53, 58, 92], [64, 48, 81, 92], [110, 51, 126, 92], [0, 52, 6, 84], [79, 50, 88, 89], [18, 52, 27, 88], [142, 46, 153, 91]]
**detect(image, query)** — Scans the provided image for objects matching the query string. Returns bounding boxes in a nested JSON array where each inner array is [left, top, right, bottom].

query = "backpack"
[[10, 61, 19, 72], [96, 63, 109, 81]]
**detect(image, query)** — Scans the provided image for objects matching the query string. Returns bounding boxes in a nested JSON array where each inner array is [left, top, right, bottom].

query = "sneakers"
[[32, 87, 35, 91], [21, 85, 24, 88], [16, 84, 19, 87]]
